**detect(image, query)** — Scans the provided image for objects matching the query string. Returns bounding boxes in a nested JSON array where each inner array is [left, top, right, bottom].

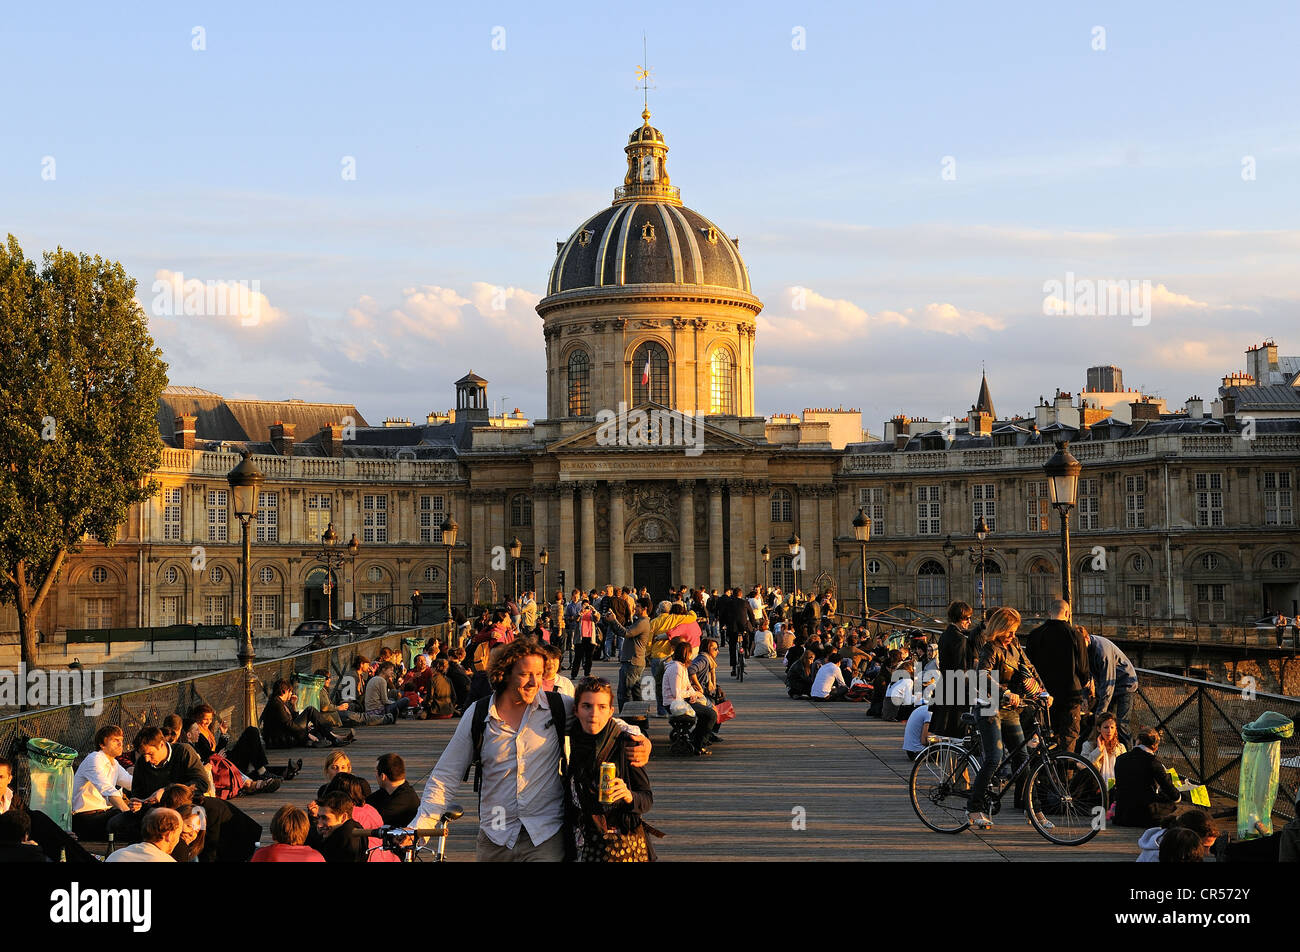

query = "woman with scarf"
[[566, 677, 656, 862]]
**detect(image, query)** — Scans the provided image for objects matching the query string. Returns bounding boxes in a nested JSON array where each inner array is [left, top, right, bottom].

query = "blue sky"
[[4, 1, 1298, 431]]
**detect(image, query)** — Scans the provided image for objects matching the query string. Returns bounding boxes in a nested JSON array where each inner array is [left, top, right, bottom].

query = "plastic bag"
[[26, 738, 78, 831], [668, 699, 696, 718], [401, 637, 425, 671], [293, 672, 327, 712], [1238, 711, 1293, 839]]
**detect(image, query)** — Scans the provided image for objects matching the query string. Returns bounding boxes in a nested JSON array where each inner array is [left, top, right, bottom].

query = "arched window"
[[567, 350, 590, 417], [1027, 559, 1056, 615], [1077, 558, 1105, 616], [511, 493, 533, 527], [631, 341, 669, 406], [710, 348, 735, 415], [771, 489, 792, 523], [916, 560, 947, 614], [974, 559, 1002, 609]]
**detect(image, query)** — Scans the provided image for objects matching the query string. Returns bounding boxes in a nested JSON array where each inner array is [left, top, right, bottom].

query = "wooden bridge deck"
[[240, 657, 1143, 861]]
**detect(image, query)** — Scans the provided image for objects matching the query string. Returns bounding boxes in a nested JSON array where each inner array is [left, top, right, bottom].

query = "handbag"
[[715, 699, 736, 724]]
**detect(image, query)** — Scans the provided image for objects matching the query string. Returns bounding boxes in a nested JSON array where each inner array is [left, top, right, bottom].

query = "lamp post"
[[441, 514, 458, 624], [539, 547, 549, 607], [226, 452, 263, 730], [1043, 441, 1082, 606], [347, 533, 360, 620], [760, 544, 770, 594], [853, 508, 872, 624], [942, 534, 958, 603], [509, 536, 522, 603], [972, 516, 990, 617], [317, 524, 343, 624], [787, 533, 801, 603]]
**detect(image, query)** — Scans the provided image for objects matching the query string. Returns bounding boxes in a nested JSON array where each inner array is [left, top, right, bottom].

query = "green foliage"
[[0, 235, 169, 658]]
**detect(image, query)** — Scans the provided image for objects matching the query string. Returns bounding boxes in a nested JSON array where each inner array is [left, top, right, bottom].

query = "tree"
[[0, 235, 168, 669]]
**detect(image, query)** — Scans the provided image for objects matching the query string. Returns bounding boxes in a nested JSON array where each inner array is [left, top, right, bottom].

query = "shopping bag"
[[715, 700, 736, 724]]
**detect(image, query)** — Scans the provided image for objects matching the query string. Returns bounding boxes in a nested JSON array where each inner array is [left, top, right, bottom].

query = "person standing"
[[1024, 599, 1089, 754], [930, 601, 977, 738], [615, 603, 652, 711], [1083, 629, 1138, 748], [410, 589, 423, 626]]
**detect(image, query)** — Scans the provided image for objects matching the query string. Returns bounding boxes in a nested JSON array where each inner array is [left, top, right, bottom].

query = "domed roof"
[[548, 201, 751, 295], [542, 109, 754, 300]]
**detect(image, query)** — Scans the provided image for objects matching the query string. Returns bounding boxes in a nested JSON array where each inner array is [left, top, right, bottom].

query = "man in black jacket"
[[262, 679, 345, 748], [719, 587, 755, 675], [309, 791, 367, 862], [1112, 727, 1184, 827], [931, 601, 977, 738], [1024, 599, 1089, 753], [367, 753, 420, 827]]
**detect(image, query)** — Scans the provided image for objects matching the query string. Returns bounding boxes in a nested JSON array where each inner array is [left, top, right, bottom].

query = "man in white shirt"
[[71, 725, 140, 841], [106, 807, 182, 863], [902, 704, 933, 761], [810, 652, 848, 700], [413, 640, 650, 861]]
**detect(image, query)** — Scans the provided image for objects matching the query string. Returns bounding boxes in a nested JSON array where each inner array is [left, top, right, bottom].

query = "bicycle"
[[361, 803, 464, 862], [733, 632, 746, 682], [908, 697, 1107, 846]]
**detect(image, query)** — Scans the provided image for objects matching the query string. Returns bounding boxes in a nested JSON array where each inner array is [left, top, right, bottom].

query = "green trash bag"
[[293, 673, 327, 712], [1238, 711, 1294, 839], [401, 637, 425, 670], [26, 738, 79, 832]]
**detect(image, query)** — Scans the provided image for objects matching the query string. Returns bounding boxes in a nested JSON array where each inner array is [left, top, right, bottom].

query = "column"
[[728, 480, 748, 586], [533, 484, 551, 594], [677, 479, 696, 588], [708, 480, 725, 590], [470, 491, 487, 601], [560, 485, 575, 595], [818, 485, 835, 583], [753, 480, 771, 589], [580, 481, 597, 592], [609, 481, 627, 588]]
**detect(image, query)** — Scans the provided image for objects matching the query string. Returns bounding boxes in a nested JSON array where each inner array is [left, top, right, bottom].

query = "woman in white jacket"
[[662, 638, 717, 755]]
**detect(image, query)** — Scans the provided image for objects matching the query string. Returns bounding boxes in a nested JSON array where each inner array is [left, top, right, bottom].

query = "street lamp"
[[787, 533, 801, 603], [970, 516, 994, 618], [441, 514, 458, 626], [539, 547, 549, 608], [317, 524, 343, 625], [853, 508, 872, 624], [1043, 441, 1082, 606], [760, 544, 770, 594], [509, 536, 522, 602], [347, 533, 360, 621], [226, 451, 263, 730], [942, 534, 958, 604]]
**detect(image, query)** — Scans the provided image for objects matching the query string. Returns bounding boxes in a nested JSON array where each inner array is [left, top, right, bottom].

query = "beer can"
[[598, 762, 617, 803]]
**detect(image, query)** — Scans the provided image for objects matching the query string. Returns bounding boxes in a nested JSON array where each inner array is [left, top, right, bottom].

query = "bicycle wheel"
[[909, 743, 980, 834], [1026, 751, 1107, 846]]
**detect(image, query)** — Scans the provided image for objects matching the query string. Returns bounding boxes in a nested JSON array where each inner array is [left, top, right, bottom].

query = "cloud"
[[146, 269, 285, 329]]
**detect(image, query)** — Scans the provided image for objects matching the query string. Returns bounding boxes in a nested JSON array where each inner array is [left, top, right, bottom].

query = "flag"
[[641, 354, 651, 386]]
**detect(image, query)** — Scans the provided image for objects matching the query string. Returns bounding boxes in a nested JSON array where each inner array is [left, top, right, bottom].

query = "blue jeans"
[[617, 662, 645, 710], [649, 657, 666, 714], [1109, 689, 1134, 749], [967, 712, 1027, 813]]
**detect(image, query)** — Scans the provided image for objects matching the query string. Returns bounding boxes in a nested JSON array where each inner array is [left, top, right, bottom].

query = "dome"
[[542, 109, 754, 299]]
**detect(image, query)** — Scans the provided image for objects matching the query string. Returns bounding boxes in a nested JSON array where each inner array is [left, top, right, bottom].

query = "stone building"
[[6, 113, 1299, 646]]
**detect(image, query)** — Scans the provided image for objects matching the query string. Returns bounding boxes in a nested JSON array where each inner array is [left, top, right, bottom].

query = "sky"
[[4, 1, 1298, 434]]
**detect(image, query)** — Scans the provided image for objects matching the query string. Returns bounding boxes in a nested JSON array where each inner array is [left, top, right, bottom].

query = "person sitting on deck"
[[251, 805, 325, 862], [1111, 727, 1191, 827], [367, 753, 421, 827], [308, 791, 367, 863], [810, 650, 848, 701]]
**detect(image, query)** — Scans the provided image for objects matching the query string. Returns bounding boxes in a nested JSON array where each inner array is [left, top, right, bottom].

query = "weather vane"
[[635, 34, 655, 112]]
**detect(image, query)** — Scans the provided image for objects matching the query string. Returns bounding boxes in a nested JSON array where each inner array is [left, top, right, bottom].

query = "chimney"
[[892, 415, 911, 451], [969, 405, 993, 437], [270, 421, 296, 457], [322, 422, 345, 458], [173, 414, 196, 450], [1184, 396, 1204, 420], [1130, 399, 1162, 423], [1222, 395, 1237, 429]]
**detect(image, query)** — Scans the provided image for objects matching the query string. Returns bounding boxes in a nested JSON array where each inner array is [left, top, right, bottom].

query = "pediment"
[[548, 402, 756, 453]]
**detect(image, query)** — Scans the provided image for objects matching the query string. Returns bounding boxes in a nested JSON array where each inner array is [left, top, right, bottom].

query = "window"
[[1194, 473, 1224, 527], [419, 495, 444, 543], [1129, 584, 1151, 617], [974, 559, 1003, 608], [1078, 560, 1105, 616], [1195, 584, 1227, 622], [916, 486, 941, 535], [1078, 478, 1100, 531], [771, 489, 792, 523], [367, 566, 384, 583], [866, 559, 883, 575], [709, 348, 735, 415], [511, 494, 533, 527], [255, 490, 278, 542], [203, 595, 229, 626], [423, 565, 441, 583], [1027, 560, 1056, 615], [209, 566, 225, 584], [163, 488, 183, 541], [1264, 472, 1293, 526], [631, 341, 669, 406], [567, 350, 590, 416], [85, 598, 114, 629], [916, 560, 947, 613], [1201, 553, 1220, 572], [163, 566, 179, 584], [158, 595, 181, 627], [971, 483, 996, 533], [362, 592, 392, 613], [857, 487, 886, 537], [772, 555, 794, 593], [1270, 552, 1291, 570], [251, 594, 280, 632], [363, 494, 388, 543], [1131, 554, 1147, 573], [1026, 481, 1050, 533], [1125, 475, 1146, 529], [91, 566, 108, 583], [258, 566, 276, 584], [307, 494, 332, 540], [207, 489, 229, 542]]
